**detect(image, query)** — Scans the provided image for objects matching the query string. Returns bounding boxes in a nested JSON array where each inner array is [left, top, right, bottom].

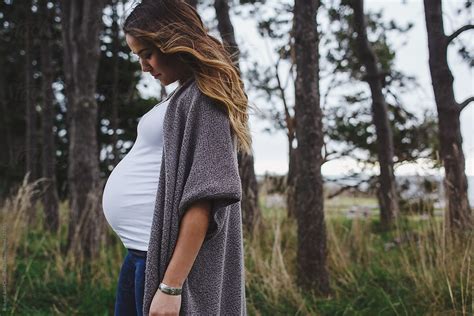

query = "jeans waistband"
[[127, 248, 147, 258]]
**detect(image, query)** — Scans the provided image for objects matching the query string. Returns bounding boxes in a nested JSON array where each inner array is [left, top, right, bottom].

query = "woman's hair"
[[123, 0, 252, 154]]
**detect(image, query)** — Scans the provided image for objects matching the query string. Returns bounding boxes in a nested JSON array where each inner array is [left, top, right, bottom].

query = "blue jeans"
[[114, 249, 147, 316]]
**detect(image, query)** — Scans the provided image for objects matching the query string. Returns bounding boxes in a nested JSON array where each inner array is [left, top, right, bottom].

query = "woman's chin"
[[155, 78, 167, 85]]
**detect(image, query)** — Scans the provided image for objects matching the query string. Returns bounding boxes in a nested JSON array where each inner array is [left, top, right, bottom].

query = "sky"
[[135, 0, 473, 177]]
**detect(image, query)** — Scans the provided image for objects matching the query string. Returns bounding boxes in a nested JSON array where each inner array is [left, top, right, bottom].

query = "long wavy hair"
[[123, 0, 252, 154]]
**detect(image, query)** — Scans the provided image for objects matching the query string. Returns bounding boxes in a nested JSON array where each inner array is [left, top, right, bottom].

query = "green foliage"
[[244, 0, 440, 176], [451, 0, 474, 66], [326, 101, 439, 166], [0, 1, 161, 199], [325, 1, 413, 79], [97, 4, 158, 174], [5, 226, 117, 315], [0, 0, 41, 196], [320, 1, 441, 172]]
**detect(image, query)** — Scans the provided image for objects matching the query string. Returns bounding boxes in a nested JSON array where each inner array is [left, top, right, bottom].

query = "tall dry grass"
[[2, 179, 472, 314], [247, 192, 472, 314], [0, 174, 42, 293], [326, 215, 473, 314], [1, 174, 123, 314], [245, 205, 318, 315]]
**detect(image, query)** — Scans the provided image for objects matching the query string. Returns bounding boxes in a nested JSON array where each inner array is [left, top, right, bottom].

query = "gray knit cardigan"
[[142, 78, 247, 315]]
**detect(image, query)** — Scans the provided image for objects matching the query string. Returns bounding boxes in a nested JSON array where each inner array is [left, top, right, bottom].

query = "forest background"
[[0, 0, 473, 315]]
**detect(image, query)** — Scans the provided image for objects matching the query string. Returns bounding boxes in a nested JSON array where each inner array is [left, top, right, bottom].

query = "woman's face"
[[125, 34, 190, 86]]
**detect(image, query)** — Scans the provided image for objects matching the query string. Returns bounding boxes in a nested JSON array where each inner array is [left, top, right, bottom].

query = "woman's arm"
[[149, 200, 211, 316], [162, 199, 211, 287]]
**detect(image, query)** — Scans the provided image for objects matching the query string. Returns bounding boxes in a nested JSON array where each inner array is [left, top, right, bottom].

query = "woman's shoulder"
[[177, 78, 209, 103], [174, 78, 226, 116]]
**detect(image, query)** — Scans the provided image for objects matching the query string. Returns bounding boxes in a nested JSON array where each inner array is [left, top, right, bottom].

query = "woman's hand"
[[149, 290, 182, 316], [149, 200, 210, 315]]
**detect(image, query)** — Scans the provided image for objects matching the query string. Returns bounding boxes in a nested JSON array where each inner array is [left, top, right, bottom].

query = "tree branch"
[[327, 178, 367, 199], [274, 57, 293, 137], [447, 24, 474, 45], [459, 96, 474, 112], [324, 147, 358, 163]]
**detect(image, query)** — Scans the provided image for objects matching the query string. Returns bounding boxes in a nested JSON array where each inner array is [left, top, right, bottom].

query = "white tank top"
[[102, 94, 173, 251]]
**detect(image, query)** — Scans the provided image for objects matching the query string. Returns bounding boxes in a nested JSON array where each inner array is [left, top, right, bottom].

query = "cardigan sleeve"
[[177, 91, 242, 241]]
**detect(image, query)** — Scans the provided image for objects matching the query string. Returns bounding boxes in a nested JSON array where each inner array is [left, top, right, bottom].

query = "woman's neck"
[[178, 73, 194, 87]]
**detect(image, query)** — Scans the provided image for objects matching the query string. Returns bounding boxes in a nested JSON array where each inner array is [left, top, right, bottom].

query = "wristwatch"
[[158, 282, 182, 295]]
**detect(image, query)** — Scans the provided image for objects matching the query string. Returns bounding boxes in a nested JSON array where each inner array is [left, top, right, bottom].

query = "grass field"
[[1, 181, 472, 315]]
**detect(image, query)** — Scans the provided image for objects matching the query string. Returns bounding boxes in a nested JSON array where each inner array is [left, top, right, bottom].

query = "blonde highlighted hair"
[[123, 0, 252, 154]]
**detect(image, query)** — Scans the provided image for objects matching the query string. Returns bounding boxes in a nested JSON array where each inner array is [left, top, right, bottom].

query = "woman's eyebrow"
[[133, 48, 149, 56]]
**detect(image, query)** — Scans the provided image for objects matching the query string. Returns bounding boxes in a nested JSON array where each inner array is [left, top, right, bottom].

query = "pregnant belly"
[[102, 159, 160, 230]]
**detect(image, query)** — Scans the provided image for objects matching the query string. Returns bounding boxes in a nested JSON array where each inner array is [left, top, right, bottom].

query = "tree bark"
[[214, 0, 261, 232], [294, 0, 330, 295], [111, 0, 120, 167], [274, 58, 298, 218], [25, 4, 38, 184], [287, 140, 297, 218], [60, 0, 107, 258], [39, 0, 60, 233], [0, 61, 11, 198], [287, 19, 298, 219], [24, 2, 39, 224], [351, 0, 399, 230], [423, 0, 472, 231]]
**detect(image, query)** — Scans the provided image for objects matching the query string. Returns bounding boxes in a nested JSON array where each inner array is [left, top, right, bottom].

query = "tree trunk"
[[423, 0, 472, 231], [287, 139, 297, 218], [60, 0, 107, 259], [351, 0, 399, 230], [111, 0, 120, 167], [214, 0, 261, 232], [39, 0, 60, 233], [274, 56, 297, 218], [24, 3, 39, 224], [294, 0, 330, 295], [0, 62, 12, 198], [25, 5, 37, 183]]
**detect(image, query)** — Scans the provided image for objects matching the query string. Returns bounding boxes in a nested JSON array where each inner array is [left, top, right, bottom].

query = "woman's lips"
[[153, 73, 161, 78]]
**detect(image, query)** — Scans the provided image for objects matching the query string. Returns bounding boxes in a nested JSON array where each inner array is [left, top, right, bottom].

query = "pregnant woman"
[[101, 0, 251, 315]]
